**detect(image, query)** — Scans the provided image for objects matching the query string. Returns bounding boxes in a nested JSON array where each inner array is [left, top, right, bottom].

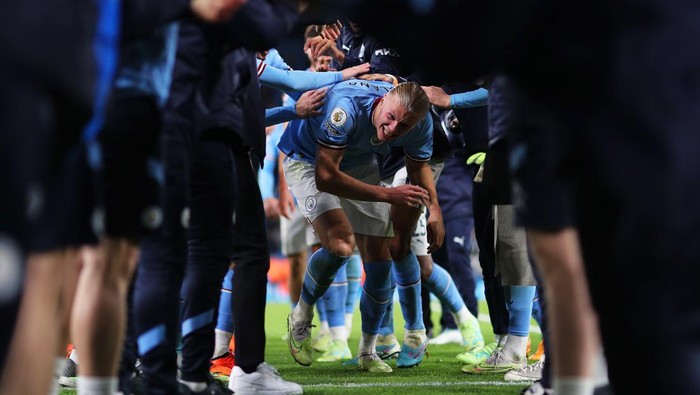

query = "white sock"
[[213, 329, 232, 358], [453, 306, 472, 324], [495, 334, 508, 346], [554, 377, 595, 395], [77, 376, 118, 395], [292, 299, 313, 322], [329, 326, 347, 342], [178, 379, 207, 393], [319, 320, 330, 334], [594, 349, 609, 387], [358, 333, 378, 356], [49, 358, 64, 395], [404, 329, 427, 348], [502, 334, 528, 360], [345, 313, 353, 337], [69, 349, 80, 365]]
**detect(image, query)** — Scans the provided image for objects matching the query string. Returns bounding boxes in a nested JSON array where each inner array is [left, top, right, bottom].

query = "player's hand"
[[467, 152, 486, 165], [190, 0, 247, 22], [426, 213, 445, 254], [319, 20, 342, 41], [357, 73, 394, 84], [387, 184, 430, 208], [295, 88, 326, 118], [341, 63, 370, 80], [304, 36, 338, 60], [263, 197, 280, 219], [422, 86, 451, 109], [278, 187, 296, 220]]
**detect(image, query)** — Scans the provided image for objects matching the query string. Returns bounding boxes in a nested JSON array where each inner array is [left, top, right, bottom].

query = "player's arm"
[[257, 61, 369, 95], [277, 151, 296, 219], [405, 157, 445, 252], [264, 88, 326, 126], [315, 146, 428, 207], [423, 86, 488, 109]]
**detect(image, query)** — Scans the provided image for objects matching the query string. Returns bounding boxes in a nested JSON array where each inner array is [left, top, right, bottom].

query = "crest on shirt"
[[330, 107, 347, 127]]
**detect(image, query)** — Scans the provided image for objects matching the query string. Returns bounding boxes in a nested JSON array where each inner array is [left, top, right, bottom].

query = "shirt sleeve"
[[265, 104, 297, 126], [450, 88, 489, 108], [403, 114, 433, 162], [317, 98, 355, 150], [258, 64, 342, 94], [258, 126, 284, 199], [265, 48, 292, 70]]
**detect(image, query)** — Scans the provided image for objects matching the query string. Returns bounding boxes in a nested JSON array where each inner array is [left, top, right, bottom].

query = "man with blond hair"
[[279, 80, 445, 373]]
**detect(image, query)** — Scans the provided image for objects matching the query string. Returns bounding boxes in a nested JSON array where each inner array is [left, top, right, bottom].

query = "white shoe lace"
[[292, 320, 314, 342]]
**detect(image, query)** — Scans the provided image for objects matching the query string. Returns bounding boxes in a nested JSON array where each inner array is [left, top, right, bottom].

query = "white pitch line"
[[304, 381, 528, 388]]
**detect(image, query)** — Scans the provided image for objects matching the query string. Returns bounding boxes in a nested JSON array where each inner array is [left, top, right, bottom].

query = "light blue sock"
[[393, 253, 425, 330], [301, 248, 350, 305], [378, 273, 396, 336], [506, 285, 536, 337], [531, 287, 543, 328], [425, 263, 465, 314], [322, 264, 348, 328], [216, 268, 234, 332], [345, 254, 362, 314], [316, 297, 327, 324], [360, 260, 393, 334]]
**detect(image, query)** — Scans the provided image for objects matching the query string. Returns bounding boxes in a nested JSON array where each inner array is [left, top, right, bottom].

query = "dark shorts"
[[0, 65, 91, 249], [506, 82, 578, 232], [28, 145, 97, 252], [96, 93, 162, 239]]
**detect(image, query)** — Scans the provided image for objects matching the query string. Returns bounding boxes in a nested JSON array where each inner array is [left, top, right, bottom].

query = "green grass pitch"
[[61, 300, 541, 394]]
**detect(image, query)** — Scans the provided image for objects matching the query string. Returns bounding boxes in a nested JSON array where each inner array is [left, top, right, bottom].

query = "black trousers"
[[231, 150, 270, 373], [472, 178, 509, 336]]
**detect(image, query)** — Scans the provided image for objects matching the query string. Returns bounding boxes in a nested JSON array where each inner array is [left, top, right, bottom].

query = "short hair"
[[387, 82, 430, 121]]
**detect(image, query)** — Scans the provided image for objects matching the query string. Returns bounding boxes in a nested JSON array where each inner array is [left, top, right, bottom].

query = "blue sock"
[[425, 263, 465, 314], [378, 272, 396, 336], [316, 297, 327, 324], [301, 248, 350, 305], [345, 254, 362, 314], [393, 253, 425, 330], [360, 260, 393, 334], [215, 268, 234, 332], [531, 287, 543, 328], [506, 286, 536, 337], [322, 264, 348, 328]]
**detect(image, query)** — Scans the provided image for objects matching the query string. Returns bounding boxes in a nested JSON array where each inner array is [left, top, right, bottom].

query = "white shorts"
[[280, 208, 310, 255], [383, 160, 445, 256], [283, 158, 393, 238]]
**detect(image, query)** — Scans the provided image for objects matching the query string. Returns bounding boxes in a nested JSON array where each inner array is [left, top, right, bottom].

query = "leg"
[[355, 234, 394, 373], [71, 239, 139, 387], [0, 249, 77, 395], [529, 229, 599, 393], [179, 140, 236, 387]]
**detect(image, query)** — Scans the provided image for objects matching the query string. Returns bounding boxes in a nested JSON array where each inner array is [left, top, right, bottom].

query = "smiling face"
[[372, 94, 420, 142]]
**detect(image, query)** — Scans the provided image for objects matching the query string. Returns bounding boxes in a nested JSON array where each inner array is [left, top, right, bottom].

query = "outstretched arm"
[[315, 145, 429, 207]]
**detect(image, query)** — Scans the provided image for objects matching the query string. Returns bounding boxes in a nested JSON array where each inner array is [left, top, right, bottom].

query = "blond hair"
[[387, 81, 430, 120]]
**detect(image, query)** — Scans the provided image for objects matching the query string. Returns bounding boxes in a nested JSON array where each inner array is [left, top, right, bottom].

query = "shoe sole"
[[463, 364, 525, 374]]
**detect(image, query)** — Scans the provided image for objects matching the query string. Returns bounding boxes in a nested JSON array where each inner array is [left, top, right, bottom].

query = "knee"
[[327, 236, 355, 258], [389, 237, 411, 260]]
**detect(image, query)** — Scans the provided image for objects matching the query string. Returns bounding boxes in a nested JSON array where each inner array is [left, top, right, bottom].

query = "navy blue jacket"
[[166, 0, 299, 161]]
